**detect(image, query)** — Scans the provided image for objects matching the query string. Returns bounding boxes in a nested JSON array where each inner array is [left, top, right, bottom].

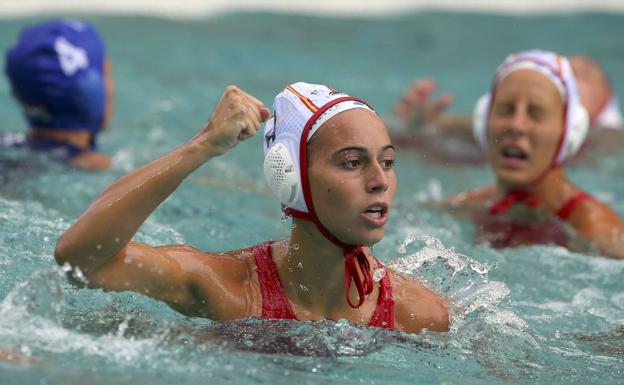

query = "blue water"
[[1, 11, 624, 385]]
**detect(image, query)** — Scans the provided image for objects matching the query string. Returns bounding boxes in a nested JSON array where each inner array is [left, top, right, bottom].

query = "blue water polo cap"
[[5, 19, 106, 134]]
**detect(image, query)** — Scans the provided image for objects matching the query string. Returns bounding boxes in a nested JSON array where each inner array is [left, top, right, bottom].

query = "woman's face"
[[487, 70, 565, 187], [307, 109, 397, 246]]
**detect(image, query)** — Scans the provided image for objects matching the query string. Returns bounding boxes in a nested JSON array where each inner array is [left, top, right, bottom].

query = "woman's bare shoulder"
[[156, 244, 258, 277], [151, 243, 262, 319], [386, 268, 450, 333], [443, 184, 497, 206]]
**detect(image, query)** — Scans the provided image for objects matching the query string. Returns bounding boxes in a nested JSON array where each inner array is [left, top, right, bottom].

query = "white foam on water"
[[0, 269, 164, 364], [1, 0, 624, 19]]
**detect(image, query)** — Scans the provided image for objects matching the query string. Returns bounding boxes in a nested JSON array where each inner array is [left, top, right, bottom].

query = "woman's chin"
[[494, 168, 536, 189], [359, 230, 385, 247]]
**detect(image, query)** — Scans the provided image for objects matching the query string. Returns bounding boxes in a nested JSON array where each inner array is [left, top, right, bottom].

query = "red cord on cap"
[[285, 91, 377, 309], [343, 246, 374, 308]]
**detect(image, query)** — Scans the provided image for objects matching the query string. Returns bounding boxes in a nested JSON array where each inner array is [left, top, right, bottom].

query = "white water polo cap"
[[263, 82, 374, 214], [473, 50, 589, 165]]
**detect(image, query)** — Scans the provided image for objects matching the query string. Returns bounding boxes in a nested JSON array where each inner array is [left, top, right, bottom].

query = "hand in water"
[[195, 85, 271, 156], [393, 78, 454, 129]]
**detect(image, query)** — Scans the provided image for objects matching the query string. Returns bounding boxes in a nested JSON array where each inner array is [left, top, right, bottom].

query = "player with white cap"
[[444, 50, 624, 258], [55, 83, 449, 334]]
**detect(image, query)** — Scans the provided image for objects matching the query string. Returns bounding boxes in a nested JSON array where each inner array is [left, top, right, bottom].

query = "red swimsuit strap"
[[488, 190, 541, 215], [253, 242, 297, 320], [252, 242, 395, 329], [557, 190, 593, 220], [367, 259, 395, 329]]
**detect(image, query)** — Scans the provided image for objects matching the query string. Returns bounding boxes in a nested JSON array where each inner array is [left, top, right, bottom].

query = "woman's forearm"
[[55, 85, 270, 274], [55, 139, 214, 273]]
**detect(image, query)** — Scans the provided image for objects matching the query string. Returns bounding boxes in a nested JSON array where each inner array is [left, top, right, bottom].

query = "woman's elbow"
[[54, 233, 74, 267]]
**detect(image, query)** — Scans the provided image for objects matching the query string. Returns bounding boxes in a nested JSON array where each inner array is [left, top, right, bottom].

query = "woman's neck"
[[29, 128, 92, 149], [272, 218, 371, 314], [498, 166, 579, 213]]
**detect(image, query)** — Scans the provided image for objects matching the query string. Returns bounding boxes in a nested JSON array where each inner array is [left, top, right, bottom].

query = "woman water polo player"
[[55, 83, 449, 333], [3, 19, 114, 170], [390, 54, 623, 164], [442, 50, 624, 258]]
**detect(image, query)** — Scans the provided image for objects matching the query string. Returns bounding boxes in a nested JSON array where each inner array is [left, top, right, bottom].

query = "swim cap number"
[[54, 36, 89, 77]]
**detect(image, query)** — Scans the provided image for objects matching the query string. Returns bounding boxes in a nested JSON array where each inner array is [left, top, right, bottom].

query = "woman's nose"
[[506, 107, 531, 135], [367, 162, 389, 193]]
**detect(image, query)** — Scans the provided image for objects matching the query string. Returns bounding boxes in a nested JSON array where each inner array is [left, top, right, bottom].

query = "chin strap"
[[343, 246, 374, 308], [489, 190, 541, 215]]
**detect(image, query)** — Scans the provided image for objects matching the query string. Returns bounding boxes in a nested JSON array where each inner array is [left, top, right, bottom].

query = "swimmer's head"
[[264, 82, 395, 308], [5, 19, 110, 136], [263, 82, 395, 246], [473, 50, 589, 173]]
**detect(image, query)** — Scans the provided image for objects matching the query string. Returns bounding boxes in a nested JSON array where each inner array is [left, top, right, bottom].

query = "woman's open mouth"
[[362, 204, 389, 227], [499, 145, 529, 168]]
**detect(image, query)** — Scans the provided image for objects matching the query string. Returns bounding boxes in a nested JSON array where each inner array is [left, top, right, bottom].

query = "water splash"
[[0, 268, 65, 324], [389, 234, 548, 379], [199, 318, 388, 357]]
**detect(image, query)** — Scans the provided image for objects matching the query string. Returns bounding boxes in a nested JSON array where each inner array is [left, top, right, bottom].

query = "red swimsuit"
[[252, 242, 395, 329], [476, 190, 594, 248]]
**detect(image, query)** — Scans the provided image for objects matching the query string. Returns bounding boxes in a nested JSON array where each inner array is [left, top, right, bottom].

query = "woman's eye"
[[344, 159, 361, 169], [529, 106, 545, 121], [493, 103, 513, 116], [382, 159, 397, 169]]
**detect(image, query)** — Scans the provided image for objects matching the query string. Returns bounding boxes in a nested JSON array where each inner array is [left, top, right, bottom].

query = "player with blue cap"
[[3, 19, 113, 170]]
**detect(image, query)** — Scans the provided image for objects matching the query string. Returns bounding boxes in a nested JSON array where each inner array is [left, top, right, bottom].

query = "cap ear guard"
[[263, 143, 298, 206], [72, 68, 106, 130], [557, 104, 589, 163], [472, 93, 490, 150]]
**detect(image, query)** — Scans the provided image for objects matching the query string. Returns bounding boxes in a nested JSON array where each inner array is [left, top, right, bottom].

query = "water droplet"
[[373, 268, 385, 282], [292, 243, 300, 250], [297, 262, 303, 269], [20, 345, 32, 356], [288, 267, 294, 273], [96, 244, 102, 250], [299, 284, 309, 292]]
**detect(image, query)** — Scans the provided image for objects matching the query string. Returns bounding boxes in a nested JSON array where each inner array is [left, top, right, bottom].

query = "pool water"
[[1, 11, 623, 385]]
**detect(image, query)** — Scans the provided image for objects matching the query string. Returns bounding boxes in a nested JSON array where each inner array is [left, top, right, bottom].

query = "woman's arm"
[[568, 199, 624, 259], [55, 86, 270, 283]]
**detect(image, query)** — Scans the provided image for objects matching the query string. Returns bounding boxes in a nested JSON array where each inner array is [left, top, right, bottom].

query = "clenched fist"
[[194, 86, 271, 157]]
